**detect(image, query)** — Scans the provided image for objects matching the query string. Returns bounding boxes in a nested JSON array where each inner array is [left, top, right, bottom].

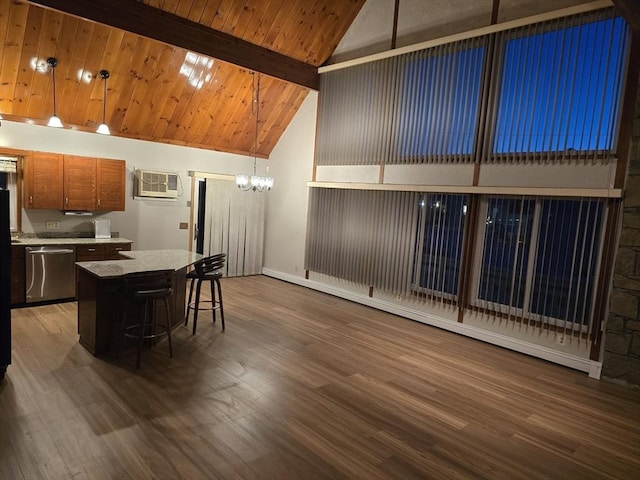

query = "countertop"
[[11, 237, 133, 246], [76, 249, 204, 279]]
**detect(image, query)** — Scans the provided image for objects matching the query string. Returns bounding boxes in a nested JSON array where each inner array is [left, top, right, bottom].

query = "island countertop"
[[11, 237, 133, 246], [76, 249, 204, 279]]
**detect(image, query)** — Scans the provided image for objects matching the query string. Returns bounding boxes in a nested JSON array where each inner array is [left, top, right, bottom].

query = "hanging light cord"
[[47, 57, 58, 117], [252, 72, 261, 177], [235, 71, 272, 192], [52, 67, 57, 116], [102, 77, 107, 124]]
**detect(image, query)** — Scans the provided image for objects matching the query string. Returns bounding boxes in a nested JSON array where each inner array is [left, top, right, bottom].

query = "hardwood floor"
[[1, 275, 639, 479]]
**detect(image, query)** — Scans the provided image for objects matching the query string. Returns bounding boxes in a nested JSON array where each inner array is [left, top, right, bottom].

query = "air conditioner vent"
[[136, 170, 178, 198]]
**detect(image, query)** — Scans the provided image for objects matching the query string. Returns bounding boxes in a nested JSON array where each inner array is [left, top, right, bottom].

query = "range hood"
[[63, 211, 93, 216]]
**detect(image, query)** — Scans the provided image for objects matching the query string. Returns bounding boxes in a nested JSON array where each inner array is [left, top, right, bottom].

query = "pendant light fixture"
[[46, 57, 63, 128], [236, 72, 274, 192], [96, 69, 111, 135]]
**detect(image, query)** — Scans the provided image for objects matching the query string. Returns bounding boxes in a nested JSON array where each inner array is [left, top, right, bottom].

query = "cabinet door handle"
[[65, 197, 68, 205], [29, 195, 32, 205], [97, 199, 101, 207], [114, 247, 123, 251], [87, 248, 96, 252]]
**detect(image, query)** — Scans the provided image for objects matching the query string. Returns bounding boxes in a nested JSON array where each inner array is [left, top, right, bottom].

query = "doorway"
[[195, 180, 206, 254]]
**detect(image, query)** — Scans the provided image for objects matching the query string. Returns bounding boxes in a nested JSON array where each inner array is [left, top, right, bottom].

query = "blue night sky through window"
[[493, 17, 628, 154], [399, 46, 485, 157]]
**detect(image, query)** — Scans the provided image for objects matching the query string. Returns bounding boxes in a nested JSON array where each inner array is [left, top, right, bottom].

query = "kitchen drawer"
[[76, 244, 106, 261], [105, 243, 131, 260]]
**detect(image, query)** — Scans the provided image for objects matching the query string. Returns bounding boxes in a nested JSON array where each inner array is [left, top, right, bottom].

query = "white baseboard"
[[262, 268, 602, 376]]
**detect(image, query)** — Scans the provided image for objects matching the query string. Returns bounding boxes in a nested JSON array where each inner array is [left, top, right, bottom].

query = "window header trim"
[[307, 181, 622, 199]]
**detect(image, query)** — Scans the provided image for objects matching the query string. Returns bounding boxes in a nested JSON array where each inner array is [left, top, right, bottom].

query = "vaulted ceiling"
[[0, 0, 365, 157]]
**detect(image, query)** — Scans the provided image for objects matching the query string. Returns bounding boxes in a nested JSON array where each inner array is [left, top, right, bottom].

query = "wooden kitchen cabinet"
[[96, 159, 126, 211], [104, 242, 131, 260], [76, 244, 106, 262], [64, 155, 97, 211], [23, 152, 64, 209], [11, 245, 25, 305], [24, 153, 126, 212], [76, 243, 132, 295], [76, 243, 131, 262]]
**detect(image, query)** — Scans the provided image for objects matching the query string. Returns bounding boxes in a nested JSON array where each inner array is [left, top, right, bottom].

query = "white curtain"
[[203, 178, 265, 277]]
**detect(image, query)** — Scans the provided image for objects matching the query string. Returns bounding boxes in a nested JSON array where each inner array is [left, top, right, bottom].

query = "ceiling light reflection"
[[180, 52, 215, 90]]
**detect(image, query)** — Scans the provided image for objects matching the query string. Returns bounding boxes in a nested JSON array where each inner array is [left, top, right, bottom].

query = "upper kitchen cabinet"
[[24, 153, 126, 212], [64, 155, 97, 211], [96, 159, 126, 211], [23, 153, 64, 209]]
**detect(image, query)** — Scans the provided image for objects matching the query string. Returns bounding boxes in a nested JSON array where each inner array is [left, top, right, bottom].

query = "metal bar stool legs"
[[184, 253, 226, 335], [119, 270, 174, 368], [214, 276, 225, 331]]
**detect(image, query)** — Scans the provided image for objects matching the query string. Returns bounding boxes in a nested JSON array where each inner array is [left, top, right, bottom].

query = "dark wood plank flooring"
[[1, 275, 639, 479]]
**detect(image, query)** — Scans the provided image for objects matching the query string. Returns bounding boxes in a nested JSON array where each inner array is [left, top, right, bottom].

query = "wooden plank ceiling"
[[0, 0, 365, 157]]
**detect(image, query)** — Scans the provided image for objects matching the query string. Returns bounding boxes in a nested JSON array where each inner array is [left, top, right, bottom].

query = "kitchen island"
[[76, 249, 203, 356]]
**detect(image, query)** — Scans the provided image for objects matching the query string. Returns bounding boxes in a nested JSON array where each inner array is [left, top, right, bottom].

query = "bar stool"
[[119, 270, 174, 368], [184, 253, 226, 334]]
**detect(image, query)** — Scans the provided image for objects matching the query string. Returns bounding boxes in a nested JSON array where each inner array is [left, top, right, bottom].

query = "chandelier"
[[236, 72, 273, 192]]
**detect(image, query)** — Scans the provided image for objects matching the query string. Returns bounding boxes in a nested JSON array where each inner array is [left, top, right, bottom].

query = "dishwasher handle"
[[27, 248, 75, 255]]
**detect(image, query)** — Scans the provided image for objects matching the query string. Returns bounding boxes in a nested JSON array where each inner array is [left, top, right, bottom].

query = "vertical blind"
[[475, 196, 605, 334], [414, 194, 468, 299], [306, 190, 606, 332], [204, 178, 265, 277], [315, 7, 629, 167], [316, 59, 401, 166], [397, 40, 485, 163], [307, 7, 627, 341], [487, 11, 628, 163], [305, 188, 419, 296]]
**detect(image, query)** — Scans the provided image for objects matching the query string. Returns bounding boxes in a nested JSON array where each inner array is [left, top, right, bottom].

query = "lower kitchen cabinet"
[[105, 243, 131, 260], [76, 244, 106, 262], [76, 243, 131, 262], [13, 242, 133, 305], [11, 245, 25, 305]]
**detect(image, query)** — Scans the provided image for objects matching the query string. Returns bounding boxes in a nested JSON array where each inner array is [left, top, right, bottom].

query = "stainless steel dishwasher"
[[26, 246, 77, 303]]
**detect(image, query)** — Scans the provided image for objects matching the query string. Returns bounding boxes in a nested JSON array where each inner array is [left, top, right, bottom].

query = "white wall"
[[330, 0, 588, 64], [0, 120, 266, 250], [263, 91, 318, 277]]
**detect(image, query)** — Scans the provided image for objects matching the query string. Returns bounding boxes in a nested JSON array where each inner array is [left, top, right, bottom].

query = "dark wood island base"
[[76, 250, 203, 356]]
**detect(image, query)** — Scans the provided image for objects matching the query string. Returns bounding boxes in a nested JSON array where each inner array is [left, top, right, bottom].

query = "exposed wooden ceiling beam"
[[613, 0, 640, 31], [26, 0, 320, 90]]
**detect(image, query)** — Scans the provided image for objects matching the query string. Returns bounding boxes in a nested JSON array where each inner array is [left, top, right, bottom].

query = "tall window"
[[414, 193, 467, 298], [316, 7, 629, 166], [492, 14, 628, 157], [475, 196, 604, 326], [397, 43, 485, 162], [478, 197, 535, 308]]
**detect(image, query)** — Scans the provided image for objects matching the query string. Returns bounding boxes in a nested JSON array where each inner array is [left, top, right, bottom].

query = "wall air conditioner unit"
[[136, 170, 179, 198]]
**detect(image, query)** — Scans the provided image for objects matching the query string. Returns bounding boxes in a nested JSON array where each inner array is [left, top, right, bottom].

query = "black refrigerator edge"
[[0, 189, 11, 380]]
